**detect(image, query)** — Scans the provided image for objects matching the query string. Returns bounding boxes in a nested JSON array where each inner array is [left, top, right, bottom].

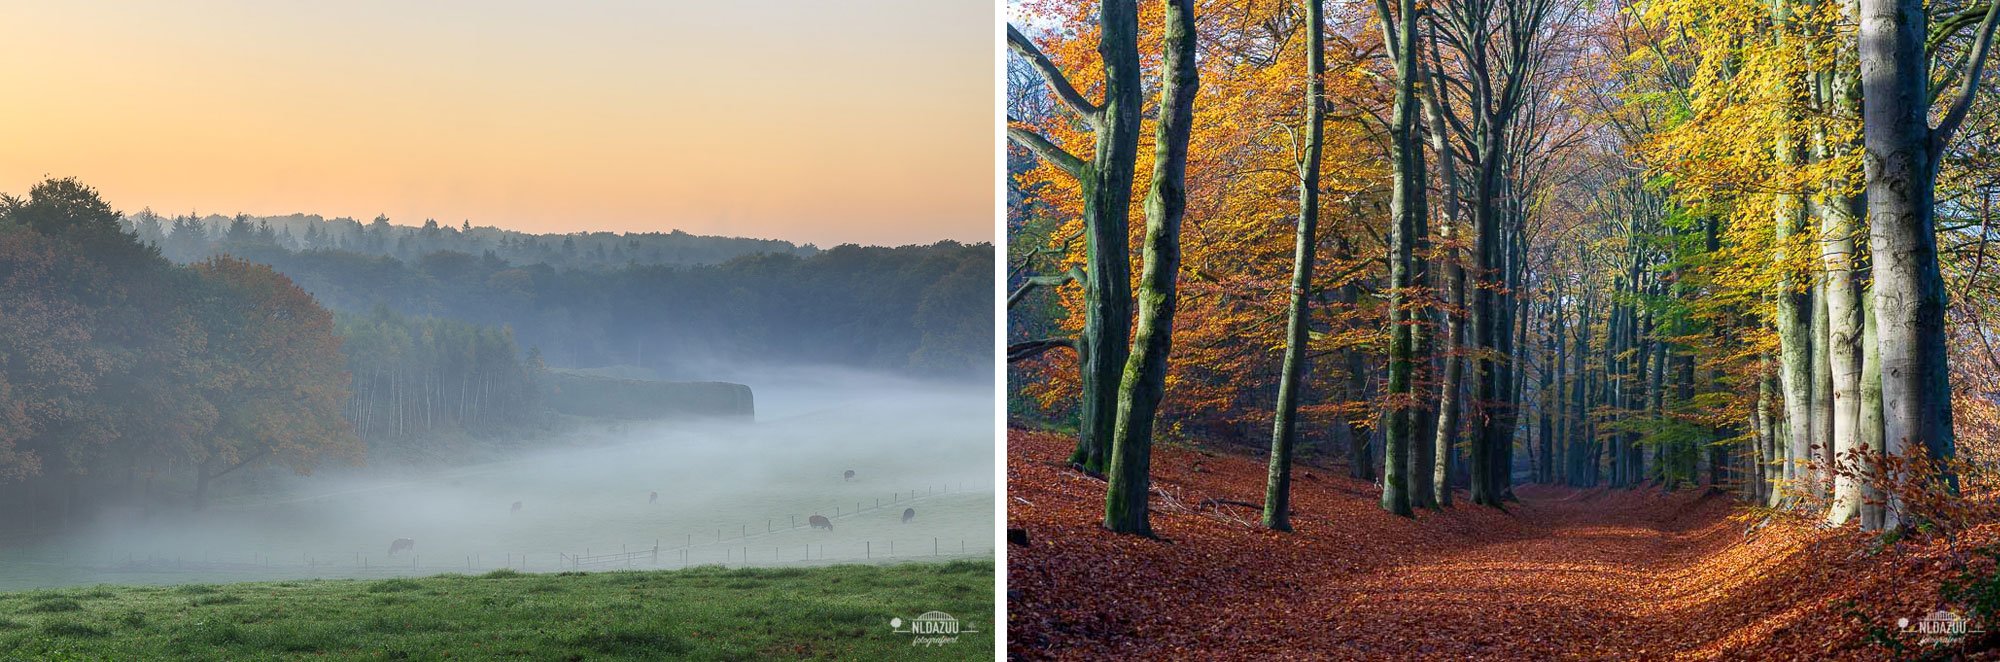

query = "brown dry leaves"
[[1006, 429, 2000, 661]]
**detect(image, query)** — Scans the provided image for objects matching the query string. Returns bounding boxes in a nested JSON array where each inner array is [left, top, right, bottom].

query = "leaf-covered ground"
[[1007, 429, 2000, 660]]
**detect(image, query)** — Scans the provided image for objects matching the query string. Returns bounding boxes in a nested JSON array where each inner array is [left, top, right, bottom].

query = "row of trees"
[[0, 179, 357, 523], [0, 179, 560, 529], [1603, 0, 2000, 529], [229, 241, 994, 380], [338, 308, 543, 445], [1008, 0, 2000, 535], [128, 210, 814, 270]]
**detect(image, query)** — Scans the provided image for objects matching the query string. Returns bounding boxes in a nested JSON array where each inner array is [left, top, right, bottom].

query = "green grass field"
[[0, 560, 992, 661]]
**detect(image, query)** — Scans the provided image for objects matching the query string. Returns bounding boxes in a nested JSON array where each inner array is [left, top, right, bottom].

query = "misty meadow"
[[0, 178, 995, 659]]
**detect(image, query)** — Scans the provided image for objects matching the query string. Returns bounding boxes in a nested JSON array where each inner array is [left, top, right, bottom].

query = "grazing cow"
[[388, 538, 415, 556], [649, 491, 658, 504], [511, 501, 523, 515], [901, 508, 915, 524], [843, 470, 855, 481], [809, 515, 833, 530]]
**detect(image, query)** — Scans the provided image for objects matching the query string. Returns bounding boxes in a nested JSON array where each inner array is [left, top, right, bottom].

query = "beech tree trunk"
[[1859, 0, 1971, 507], [1774, 189, 1814, 493], [1858, 285, 1888, 528], [1265, 0, 1325, 532], [1822, 194, 1867, 524], [1426, 67, 1463, 506], [1378, 0, 1424, 518], [1104, 0, 1197, 536], [1811, 276, 1833, 496], [1072, 3, 1143, 476], [1004, 3, 1142, 476]]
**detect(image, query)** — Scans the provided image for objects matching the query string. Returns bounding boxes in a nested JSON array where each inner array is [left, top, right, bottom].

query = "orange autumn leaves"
[[1006, 427, 1989, 660], [1011, 0, 1393, 440], [0, 179, 357, 494], [189, 257, 359, 477]]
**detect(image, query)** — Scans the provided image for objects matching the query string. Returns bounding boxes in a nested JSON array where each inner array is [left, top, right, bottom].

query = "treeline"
[[0, 179, 357, 523], [162, 238, 993, 379], [0, 179, 568, 529], [337, 308, 543, 444], [1006, 0, 2000, 535], [127, 210, 816, 270], [1575, 0, 2000, 531]]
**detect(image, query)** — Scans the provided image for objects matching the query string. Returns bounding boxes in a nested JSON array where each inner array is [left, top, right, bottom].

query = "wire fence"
[[87, 483, 992, 581]]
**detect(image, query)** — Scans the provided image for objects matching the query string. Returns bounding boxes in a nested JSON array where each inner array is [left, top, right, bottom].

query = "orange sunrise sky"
[[0, 1, 994, 247]]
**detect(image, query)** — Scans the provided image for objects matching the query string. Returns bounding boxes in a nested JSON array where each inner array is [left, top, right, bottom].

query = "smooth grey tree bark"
[[1857, 0, 1998, 512], [1812, 275, 1833, 496], [1816, 2, 1869, 523], [1425, 57, 1464, 507], [1858, 285, 1888, 528]]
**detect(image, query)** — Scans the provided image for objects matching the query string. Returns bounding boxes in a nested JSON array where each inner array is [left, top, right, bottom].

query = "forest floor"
[[1007, 429, 2000, 661]]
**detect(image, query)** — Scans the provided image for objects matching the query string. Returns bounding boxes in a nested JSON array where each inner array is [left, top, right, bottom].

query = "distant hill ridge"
[[121, 210, 819, 270]]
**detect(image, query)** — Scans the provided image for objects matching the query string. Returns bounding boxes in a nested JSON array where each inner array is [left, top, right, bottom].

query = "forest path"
[[1007, 430, 1838, 661], [1314, 485, 1751, 659]]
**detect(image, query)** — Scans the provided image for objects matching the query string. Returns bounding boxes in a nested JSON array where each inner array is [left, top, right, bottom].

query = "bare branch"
[[1936, 0, 2000, 148], [1009, 266, 1085, 309], [1007, 123, 1088, 178], [1008, 24, 1103, 122], [1008, 337, 1077, 363], [1931, 3, 1994, 57]]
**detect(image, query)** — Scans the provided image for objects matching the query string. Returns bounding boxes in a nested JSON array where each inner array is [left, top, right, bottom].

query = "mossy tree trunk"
[[1105, 0, 1198, 536], [1003, 2, 1144, 476], [1266, 0, 1326, 532]]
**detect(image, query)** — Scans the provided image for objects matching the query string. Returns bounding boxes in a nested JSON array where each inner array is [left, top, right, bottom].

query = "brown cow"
[[843, 470, 855, 481], [809, 515, 833, 530], [901, 508, 915, 524], [388, 538, 415, 556], [511, 501, 523, 515]]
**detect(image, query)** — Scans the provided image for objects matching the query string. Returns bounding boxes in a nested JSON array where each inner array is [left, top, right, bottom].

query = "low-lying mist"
[[0, 369, 994, 591]]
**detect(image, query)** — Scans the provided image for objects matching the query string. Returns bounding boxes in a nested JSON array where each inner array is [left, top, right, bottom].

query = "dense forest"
[[127, 215, 994, 380], [0, 179, 358, 523], [1008, 0, 2000, 656], [129, 210, 814, 270], [0, 176, 991, 533]]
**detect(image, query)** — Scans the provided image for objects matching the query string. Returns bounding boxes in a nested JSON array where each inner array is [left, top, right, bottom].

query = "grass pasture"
[[0, 560, 993, 660]]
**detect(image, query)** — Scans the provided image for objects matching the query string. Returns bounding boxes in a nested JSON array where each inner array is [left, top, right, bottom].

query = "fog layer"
[[0, 371, 994, 591]]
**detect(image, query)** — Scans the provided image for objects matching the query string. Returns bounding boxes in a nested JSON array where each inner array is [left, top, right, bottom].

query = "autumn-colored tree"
[[1006, 0, 1144, 475], [1010, 0, 1392, 476], [186, 257, 359, 508]]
